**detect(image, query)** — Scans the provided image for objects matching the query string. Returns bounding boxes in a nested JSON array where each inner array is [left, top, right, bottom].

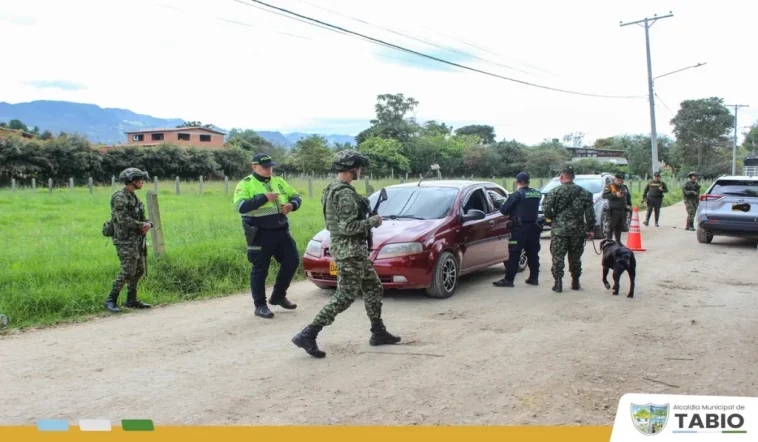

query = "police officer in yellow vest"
[[234, 153, 302, 319]]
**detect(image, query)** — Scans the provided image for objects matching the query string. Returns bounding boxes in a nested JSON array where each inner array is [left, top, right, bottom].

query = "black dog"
[[599, 239, 636, 298]]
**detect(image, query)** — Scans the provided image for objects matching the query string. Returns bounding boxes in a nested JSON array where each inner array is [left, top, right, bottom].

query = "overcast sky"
[[1, 0, 756, 144]]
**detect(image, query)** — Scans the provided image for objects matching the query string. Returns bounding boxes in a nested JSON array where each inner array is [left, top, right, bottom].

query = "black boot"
[[254, 305, 274, 318], [125, 286, 151, 309], [369, 319, 401, 346], [525, 277, 539, 286], [292, 324, 326, 358], [270, 297, 297, 310], [493, 278, 514, 287], [552, 278, 563, 293], [104, 287, 121, 313], [571, 277, 580, 291]]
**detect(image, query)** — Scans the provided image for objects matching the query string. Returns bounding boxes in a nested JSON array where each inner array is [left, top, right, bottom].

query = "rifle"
[[366, 188, 388, 250]]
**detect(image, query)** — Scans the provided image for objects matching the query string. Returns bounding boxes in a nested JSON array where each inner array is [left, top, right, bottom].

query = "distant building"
[[123, 126, 226, 149], [744, 153, 758, 176], [565, 146, 629, 166], [0, 127, 35, 140]]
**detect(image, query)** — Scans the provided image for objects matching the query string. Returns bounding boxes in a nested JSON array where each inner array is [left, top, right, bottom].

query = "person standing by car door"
[[291, 150, 401, 359], [602, 172, 632, 244], [233, 153, 302, 319], [493, 172, 541, 287], [542, 166, 595, 293], [642, 171, 668, 227], [682, 171, 701, 231]]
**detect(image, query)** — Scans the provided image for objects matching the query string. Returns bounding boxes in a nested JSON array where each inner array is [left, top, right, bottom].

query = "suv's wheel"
[[426, 251, 458, 299], [314, 282, 336, 290], [595, 210, 609, 239], [696, 226, 713, 244], [517, 249, 527, 273]]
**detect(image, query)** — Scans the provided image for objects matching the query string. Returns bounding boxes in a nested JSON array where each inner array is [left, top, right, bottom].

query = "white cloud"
[[1, 0, 757, 144]]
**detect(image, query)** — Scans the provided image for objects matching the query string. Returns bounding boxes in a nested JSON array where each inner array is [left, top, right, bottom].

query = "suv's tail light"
[[700, 194, 722, 201]]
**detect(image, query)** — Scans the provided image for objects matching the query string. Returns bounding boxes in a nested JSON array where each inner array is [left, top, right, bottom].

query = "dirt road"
[[2, 202, 756, 426]]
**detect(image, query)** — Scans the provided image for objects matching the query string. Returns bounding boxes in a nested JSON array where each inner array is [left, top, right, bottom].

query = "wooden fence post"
[[69, 178, 74, 192], [48, 178, 53, 193], [88, 177, 93, 194], [224, 176, 229, 195], [111, 176, 116, 192], [175, 176, 180, 195], [308, 176, 313, 198], [32, 178, 36, 191], [539, 178, 544, 188], [146, 191, 166, 256], [154, 176, 159, 194], [400, 176, 405, 184], [199, 176, 204, 194], [11, 178, 16, 192], [365, 177, 374, 195]]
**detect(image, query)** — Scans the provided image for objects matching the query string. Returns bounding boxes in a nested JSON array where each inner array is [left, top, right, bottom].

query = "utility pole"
[[726, 104, 749, 175], [621, 12, 674, 174]]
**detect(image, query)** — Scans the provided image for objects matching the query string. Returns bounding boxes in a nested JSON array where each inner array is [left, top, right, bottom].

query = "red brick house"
[[124, 127, 226, 149]]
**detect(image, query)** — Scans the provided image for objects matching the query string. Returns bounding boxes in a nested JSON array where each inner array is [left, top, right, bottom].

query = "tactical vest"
[[322, 181, 367, 237], [646, 181, 665, 198]]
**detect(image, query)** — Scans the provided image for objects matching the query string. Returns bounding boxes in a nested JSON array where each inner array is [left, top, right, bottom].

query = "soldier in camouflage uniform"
[[292, 150, 401, 358], [541, 165, 596, 293], [682, 171, 701, 231], [104, 168, 153, 313]]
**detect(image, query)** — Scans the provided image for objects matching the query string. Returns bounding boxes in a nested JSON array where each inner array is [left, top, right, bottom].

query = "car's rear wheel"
[[426, 251, 458, 299], [696, 226, 713, 244], [595, 210, 609, 239], [313, 282, 336, 290], [517, 249, 527, 273]]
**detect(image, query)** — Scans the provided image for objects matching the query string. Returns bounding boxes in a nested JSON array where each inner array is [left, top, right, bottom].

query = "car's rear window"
[[710, 180, 758, 197], [541, 177, 603, 194], [367, 187, 459, 220]]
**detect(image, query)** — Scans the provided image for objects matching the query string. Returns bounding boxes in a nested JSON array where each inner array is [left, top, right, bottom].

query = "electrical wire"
[[233, 0, 646, 100]]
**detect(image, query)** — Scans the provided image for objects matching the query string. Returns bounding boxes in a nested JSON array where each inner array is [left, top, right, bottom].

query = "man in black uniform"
[[642, 171, 668, 227], [602, 171, 632, 244], [493, 172, 542, 287]]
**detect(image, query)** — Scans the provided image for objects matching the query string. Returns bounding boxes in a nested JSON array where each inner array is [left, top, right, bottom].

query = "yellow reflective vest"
[[233, 174, 302, 229]]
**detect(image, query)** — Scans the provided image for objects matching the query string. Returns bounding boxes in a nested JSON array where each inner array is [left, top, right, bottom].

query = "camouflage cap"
[[560, 165, 574, 174], [119, 167, 149, 184]]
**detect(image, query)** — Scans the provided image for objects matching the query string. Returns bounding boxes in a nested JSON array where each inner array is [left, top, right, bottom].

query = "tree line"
[[2, 94, 754, 187]]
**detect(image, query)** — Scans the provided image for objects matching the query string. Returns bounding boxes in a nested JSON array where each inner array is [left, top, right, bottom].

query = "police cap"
[[252, 153, 276, 167], [516, 172, 530, 183], [560, 165, 575, 177]]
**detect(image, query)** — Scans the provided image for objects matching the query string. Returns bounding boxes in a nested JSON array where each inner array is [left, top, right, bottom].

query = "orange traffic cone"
[[626, 206, 646, 252]]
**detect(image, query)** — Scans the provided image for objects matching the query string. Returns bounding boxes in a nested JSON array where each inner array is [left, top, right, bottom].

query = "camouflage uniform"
[[105, 168, 152, 312], [542, 167, 596, 292], [292, 150, 400, 358], [312, 181, 383, 325], [682, 171, 701, 231]]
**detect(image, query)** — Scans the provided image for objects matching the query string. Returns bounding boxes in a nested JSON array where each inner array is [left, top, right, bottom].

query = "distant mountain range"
[[0, 100, 356, 147], [257, 131, 356, 148]]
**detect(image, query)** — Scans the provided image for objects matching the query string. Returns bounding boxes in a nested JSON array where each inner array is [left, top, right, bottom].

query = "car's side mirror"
[[462, 209, 486, 222]]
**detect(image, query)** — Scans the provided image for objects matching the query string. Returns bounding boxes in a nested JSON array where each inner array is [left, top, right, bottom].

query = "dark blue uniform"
[[499, 185, 542, 284]]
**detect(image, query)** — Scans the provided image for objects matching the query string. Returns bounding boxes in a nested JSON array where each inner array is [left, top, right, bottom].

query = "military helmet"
[[333, 149, 370, 171], [653, 171, 661, 177], [687, 171, 698, 178], [119, 167, 149, 184], [614, 171, 626, 179]]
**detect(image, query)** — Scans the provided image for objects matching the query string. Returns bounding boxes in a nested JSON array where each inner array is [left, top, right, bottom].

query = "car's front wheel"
[[696, 226, 713, 244], [426, 251, 458, 299], [595, 210, 609, 239], [313, 282, 336, 290]]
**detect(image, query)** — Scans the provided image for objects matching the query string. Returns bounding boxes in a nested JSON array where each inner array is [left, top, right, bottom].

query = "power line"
[[235, 0, 646, 100], [294, 0, 539, 77]]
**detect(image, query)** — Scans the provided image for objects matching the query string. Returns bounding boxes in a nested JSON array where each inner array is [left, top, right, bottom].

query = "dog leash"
[[586, 237, 602, 255]]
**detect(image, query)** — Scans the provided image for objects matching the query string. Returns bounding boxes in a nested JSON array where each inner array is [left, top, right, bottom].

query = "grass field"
[[0, 175, 694, 330]]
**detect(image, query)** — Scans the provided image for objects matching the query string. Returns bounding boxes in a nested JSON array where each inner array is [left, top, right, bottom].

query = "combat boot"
[[525, 278, 539, 286], [552, 278, 563, 293], [125, 286, 151, 309], [571, 277, 581, 291], [292, 325, 326, 358], [369, 319, 401, 346], [104, 287, 121, 313]]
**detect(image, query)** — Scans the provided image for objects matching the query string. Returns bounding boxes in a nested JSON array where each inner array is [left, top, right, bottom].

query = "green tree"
[[493, 139, 528, 176], [357, 137, 410, 176], [331, 142, 353, 152], [742, 123, 758, 153], [291, 135, 332, 175], [0, 136, 51, 182], [8, 119, 30, 132], [623, 134, 674, 177], [422, 120, 453, 137], [670, 97, 735, 176], [524, 145, 572, 177], [355, 93, 421, 144], [455, 125, 496, 145]]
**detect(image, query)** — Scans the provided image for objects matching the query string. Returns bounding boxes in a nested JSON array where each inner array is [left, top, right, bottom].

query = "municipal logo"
[[631, 403, 670, 435]]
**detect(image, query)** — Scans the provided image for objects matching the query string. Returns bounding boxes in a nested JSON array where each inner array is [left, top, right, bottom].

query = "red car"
[[302, 180, 519, 298]]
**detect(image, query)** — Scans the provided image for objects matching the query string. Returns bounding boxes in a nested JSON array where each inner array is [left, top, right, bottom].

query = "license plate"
[[732, 203, 751, 212], [329, 261, 338, 276], [546, 218, 551, 223]]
